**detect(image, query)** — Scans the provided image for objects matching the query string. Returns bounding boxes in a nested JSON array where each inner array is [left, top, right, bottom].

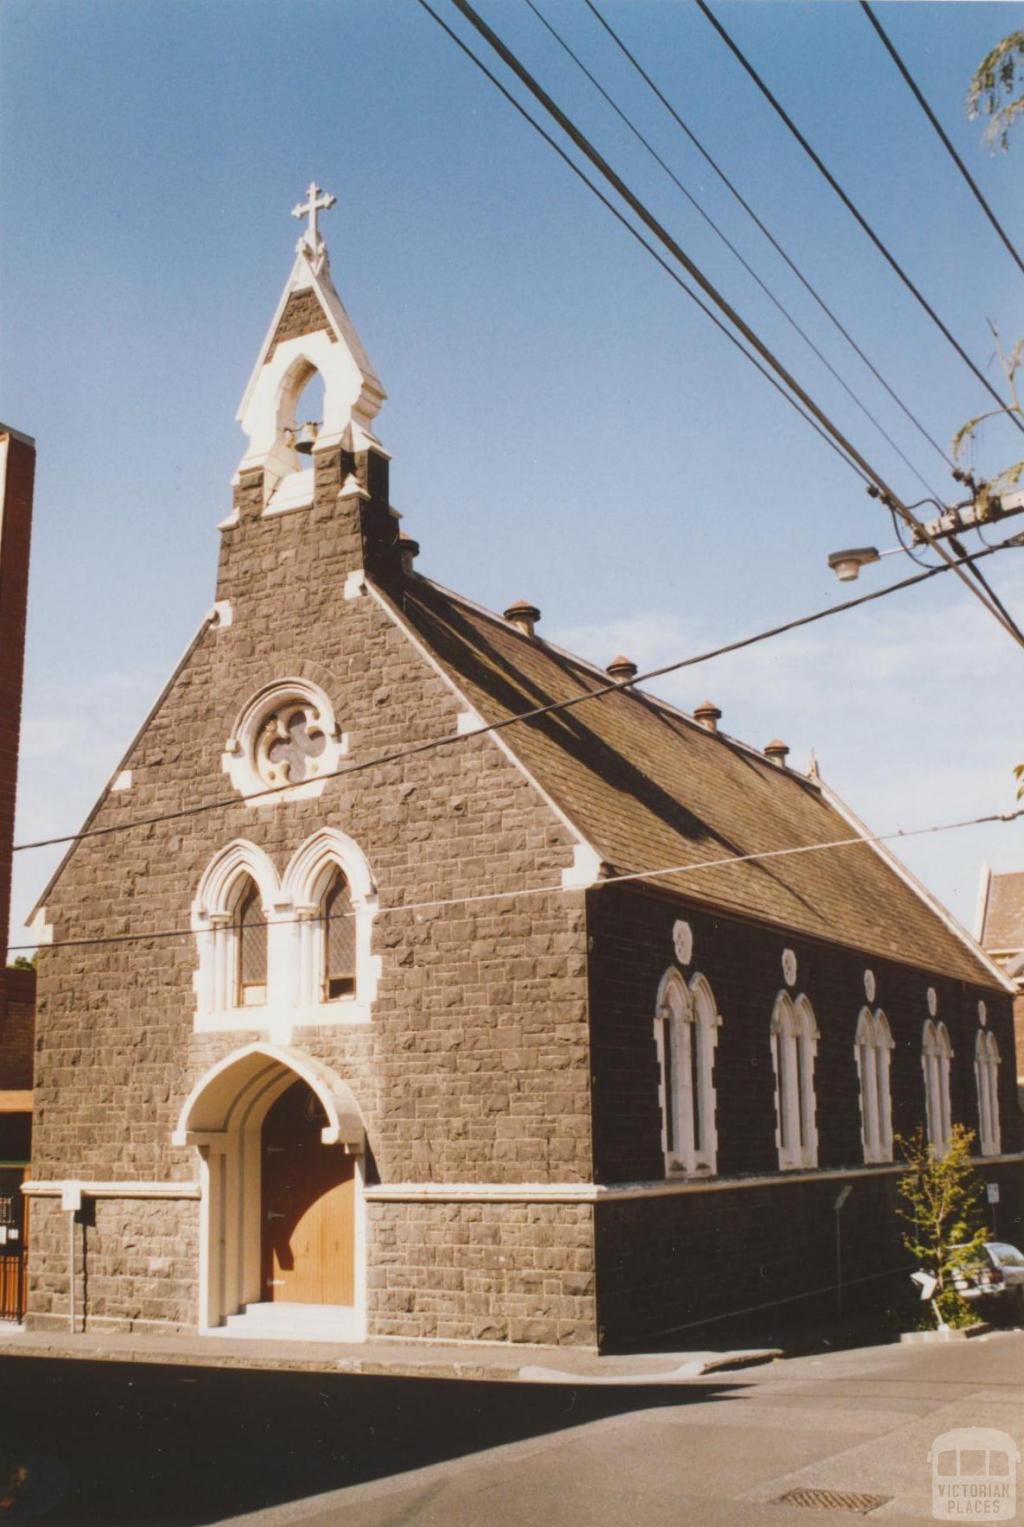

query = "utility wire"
[[426, 0, 1024, 646], [414, 0, 872, 491], [860, 1, 1024, 281], [582, 0, 955, 473], [10, 805, 1023, 954], [13, 535, 1022, 856], [693, 0, 1024, 439], [521, 0, 945, 501]]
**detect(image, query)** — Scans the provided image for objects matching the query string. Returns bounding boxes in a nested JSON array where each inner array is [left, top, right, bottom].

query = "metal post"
[[833, 1184, 853, 1320], [67, 1211, 75, 1334]]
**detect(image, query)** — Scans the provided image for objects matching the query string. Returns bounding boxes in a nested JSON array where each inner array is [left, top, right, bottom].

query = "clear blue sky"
[[2, 0, 1022, 951]]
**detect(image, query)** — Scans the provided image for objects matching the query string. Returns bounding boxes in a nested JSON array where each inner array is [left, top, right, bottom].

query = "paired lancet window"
[[771, 993, 819, 1170], [192, 829, 380, 1033], [854, 1008, 894, 1163], [975, 1029, 1001, 1157], [655, 969, 721, 1175], [922, 1021, 953, 1155]]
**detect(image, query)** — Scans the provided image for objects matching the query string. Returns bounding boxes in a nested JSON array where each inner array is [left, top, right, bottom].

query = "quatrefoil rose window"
[[223, 681, 348, 804]]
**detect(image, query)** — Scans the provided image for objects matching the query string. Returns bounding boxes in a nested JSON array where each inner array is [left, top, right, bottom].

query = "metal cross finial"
[[291, 181, 336, 254]]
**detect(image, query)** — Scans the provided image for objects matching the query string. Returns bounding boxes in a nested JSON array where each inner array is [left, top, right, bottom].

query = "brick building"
[[23, 197, 1021, 1350], [1, 423, 37, 1320], [977, 866, 1024, 1103]]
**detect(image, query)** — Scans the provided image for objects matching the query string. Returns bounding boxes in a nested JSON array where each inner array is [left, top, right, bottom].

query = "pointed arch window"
[[235, 879, 267, 1007], [771, 993, 819, 1170], [975, 1030, 1001, 1157], [321, 869, 356, 1001], [855, 1008, 894, 1163], [654, 969, 721, 1175], [922, 1021, 953, 1155]]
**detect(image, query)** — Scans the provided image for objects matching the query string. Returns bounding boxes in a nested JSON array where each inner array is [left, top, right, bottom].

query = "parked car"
[[951, 1242, 1024, 1322]]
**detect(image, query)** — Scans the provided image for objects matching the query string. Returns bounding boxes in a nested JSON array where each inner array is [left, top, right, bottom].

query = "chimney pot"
[[694, 699, 722, 734], [764, 738, 790, 767], [504, 599, 541, 638], [400, 532, 420, 577], [606, 654, 638, 682]]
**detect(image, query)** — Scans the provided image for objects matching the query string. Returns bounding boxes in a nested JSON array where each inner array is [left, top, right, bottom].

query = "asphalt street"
[[0, 1332, 1021, 1525]]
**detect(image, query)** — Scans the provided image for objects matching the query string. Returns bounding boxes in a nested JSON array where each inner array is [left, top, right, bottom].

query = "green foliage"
[[6, 954, 36, 971], [950, 325, 1024, 510], [968, 31, 1024, 150], [895, 1124, 988, 1330]]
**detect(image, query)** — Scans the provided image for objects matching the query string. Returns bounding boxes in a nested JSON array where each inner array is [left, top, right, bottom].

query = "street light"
[[827, 547, 881, 582]]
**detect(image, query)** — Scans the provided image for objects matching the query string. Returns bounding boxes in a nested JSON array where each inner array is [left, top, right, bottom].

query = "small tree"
[[896, 1124, 988, 1329]]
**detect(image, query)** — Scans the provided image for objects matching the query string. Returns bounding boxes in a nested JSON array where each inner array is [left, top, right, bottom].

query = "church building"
[[22, 190, 1021, 1351]]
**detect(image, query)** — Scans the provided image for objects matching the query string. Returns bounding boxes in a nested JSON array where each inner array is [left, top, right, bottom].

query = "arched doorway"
[[173, 1044, 367, 1340], [262, 1080, 355, 1306]]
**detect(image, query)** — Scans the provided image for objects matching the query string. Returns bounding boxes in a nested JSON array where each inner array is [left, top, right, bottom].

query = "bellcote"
[[235, 183, 387, 508]]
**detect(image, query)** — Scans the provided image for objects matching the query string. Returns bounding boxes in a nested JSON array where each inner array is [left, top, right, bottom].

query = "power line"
[[582, 0, 955, 473], [860, 1, 1024, 281], [13, 535, 1022, 856], [521, 0, 945, 501], [413, 0, 872, 492], [10, 805, 1022, 955], [426, 0, 1024, 646], [693, 0, 1024, 439]]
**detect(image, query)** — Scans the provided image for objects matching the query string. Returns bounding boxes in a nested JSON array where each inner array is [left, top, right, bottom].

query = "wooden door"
[[261, 1082, 355, 1306]]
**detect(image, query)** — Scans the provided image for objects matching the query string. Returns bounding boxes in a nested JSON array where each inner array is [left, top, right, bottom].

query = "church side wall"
[[587, 884, 1022, 1347], [25, 448, 595, 1342]]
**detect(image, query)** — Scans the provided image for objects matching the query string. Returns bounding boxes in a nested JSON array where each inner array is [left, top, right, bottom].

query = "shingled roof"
[[979, 870, 1024, 957], [400, 577, 1002, 989]]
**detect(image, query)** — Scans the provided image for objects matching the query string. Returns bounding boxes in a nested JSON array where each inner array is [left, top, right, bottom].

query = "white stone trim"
[[975, 863, 993, 942], [22, 1180, 200, 1199], [770, 991, 819, 1171], [280, 827, 381, 1026], [561, 844, 605, 890], [27, 907, 53, 946], [456, 709, 486, 735], [365, 1155, 1024, 1203], [365, 580, 602, 885], [211, 600, 233, 629], [343, 569, 366, 601], [173, 1044, 367, 1338], [222, 678, 347, 808], [854, 1007, 894, 1164], [191, 831, 379, 1041], [110, 770, 133, 793], [922, 1019, 954, 1155], [653, 967, 721, 1176], [975, 1028, 1002, 1157]]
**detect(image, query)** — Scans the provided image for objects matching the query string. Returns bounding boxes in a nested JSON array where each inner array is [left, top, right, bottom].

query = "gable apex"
[[235, 226, 386, 489]]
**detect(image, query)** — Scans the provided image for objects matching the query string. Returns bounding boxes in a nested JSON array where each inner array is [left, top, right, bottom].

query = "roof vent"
[[607, 655, 638, 682], [504, 599, 540, 638], [764, 738, 790, 767], [694, 700, 722, 734], [400, 532, 420, 577]]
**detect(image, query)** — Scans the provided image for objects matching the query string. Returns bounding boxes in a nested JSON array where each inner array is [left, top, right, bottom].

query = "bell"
[[294, 420, 320, 455]]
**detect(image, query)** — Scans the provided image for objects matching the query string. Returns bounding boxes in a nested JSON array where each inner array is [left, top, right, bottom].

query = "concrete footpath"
[[0, 1322, 779, 1384]]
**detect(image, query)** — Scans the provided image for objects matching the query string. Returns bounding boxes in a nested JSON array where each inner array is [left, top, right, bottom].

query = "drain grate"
[[774, 1488, 893, 1514]]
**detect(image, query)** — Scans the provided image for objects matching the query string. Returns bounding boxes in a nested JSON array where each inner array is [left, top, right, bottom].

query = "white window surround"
[[975, 1029, 1001, 1157], [922, 1020, 954, 1155], [221, 678, 348, 806], [854, 1007, 894, 1164], [654, 968, 721, 1176], [192, 830, 380, 1039], [770, 992, 820, 1171]]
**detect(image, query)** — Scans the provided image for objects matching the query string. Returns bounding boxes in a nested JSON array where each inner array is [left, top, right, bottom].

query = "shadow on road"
[[0, 1356, 746, 1524]]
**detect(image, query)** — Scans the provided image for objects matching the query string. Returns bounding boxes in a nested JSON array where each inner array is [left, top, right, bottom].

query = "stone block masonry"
[[26, 1195, 198, 1335], [368, 1202, 596, 1346]]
